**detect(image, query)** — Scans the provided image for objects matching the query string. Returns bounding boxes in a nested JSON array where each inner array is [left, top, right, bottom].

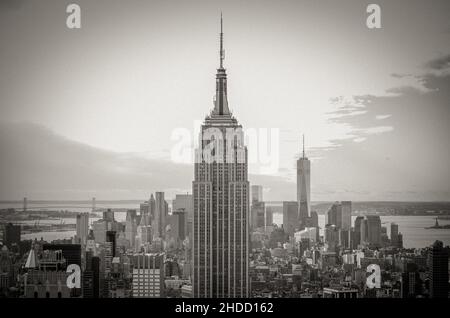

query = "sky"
[[0, 0, 449, 201]]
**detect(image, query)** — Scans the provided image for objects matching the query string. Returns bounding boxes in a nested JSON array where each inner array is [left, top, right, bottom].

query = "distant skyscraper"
[[401, 263, 421, 298], [341, 201, 352, 230], [354, 216, 365, 246], [86, 229, 96, 255], [366, 215, 381, 247], [153, 192, 168, 239], [125, 210, 137, 248], [251, 185, 263, 204], [428, 240, 449, 298], [390, 223, 399, 247], [76, 213, 89, 244], [283, 201, 299, 238], [265, 206, 274, 227], [3, 223, 21, 249], [169, 209, 186, 242], [326, 202, 342, 228], [173, 194, 193, 238], [192, 16, 249, 298], [297, 135, 311, 226], [250, 201, 265, 230], [327, 201, 351, 230], [106, 231, 116, 258], [103, 209, 115, 222], [83, 252, 100, 298]]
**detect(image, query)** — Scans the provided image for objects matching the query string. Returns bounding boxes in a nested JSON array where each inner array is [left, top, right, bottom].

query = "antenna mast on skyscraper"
[[220, 12, 224, 69], [302, 134, 305, 158]]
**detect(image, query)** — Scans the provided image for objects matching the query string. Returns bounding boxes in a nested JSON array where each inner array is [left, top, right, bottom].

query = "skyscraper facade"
[[192, 16, 249, 298], [428, 240, 449, 298], [3, 223, 21, 249], [173, 194, 193, 238], [76, 213, 89, 244], [297, 135, 311, 227], [251, 185, 263, 204], [366, 215, 382, 247], [283, 201, 299, 238], [125, 210, 137, 249], [341, 201, 352, 230], [153, 192, 168, 239], [131, 253, 165, 298]]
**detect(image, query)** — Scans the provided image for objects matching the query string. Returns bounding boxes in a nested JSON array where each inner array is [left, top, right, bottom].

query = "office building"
[[428, 240, 449, 298], [251, 185, 263, 204], [125, 210, 138, 249], [283, 201, 299, 238], [131, 253, 165, 298], [3, 223, 21, 249], [153, 192, 168, 239], [297, 135, 311, 226], [76, 213, 89, 244], [192, 16, 249, 298], [251, 201, 265, 230], [173, 194, 194, 239]]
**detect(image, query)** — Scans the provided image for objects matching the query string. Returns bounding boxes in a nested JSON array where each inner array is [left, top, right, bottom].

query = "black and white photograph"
[[0, 0, 449, 310]]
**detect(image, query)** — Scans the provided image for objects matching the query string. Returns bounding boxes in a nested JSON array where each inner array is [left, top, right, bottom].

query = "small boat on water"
[[425, 218, 450, 229]]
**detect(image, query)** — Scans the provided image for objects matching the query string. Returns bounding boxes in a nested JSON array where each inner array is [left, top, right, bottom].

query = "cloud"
[[375, 114, 391, 120], [0, 121, 296, 201], [0, 0, 25, 10], [426, 54, 450, 71]]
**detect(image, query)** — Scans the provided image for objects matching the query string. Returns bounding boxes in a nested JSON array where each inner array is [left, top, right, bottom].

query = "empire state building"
[[192, 15, 249, 298]]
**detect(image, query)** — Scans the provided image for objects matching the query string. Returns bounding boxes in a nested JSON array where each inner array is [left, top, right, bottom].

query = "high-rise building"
[[76, 213, 89, 244], [390, 223, 400, 247], [401, 263, 421, 298], [297, 135, 311, 226], [103, 209, 115, 222], [326, 202, 342, 228], [106, 231, 116, 258], [3, 223, 21, 249], [83, 252, 100, 298], [341, 201, 352, 230], [171, 209, 186, 241], [125, 210, 137, 249], [265, 207, 274, 228], [251, 185, 263, 204], [140, 194, 155, 227], [92, 219, 108, 244], [153, 192, 168, 239], [428, 240, 449, 298], [326, 201, 351, 231], [324, 224, 339, 252], [354, 216, 365, 246], [173, 194, 193, 238], [131, 253, 165, 298], [0, 246, 13, 294], [250, 201, 265, 230], [283, 201, 299, 238], [192, 16, 249, 298], [366, 216, 381, 247]]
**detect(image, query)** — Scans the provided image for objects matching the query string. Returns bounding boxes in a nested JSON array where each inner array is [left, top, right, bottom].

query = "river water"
[[2, 201, 449, 248]]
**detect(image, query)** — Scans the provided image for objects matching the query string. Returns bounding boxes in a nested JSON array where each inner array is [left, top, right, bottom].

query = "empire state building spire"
[[213, 13, 230, 116], [302, 134, 305, 158], [220, 12, 224, 69]]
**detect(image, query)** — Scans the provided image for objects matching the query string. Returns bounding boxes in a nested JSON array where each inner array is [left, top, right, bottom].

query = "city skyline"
[[1, 0, 450, 202], [0, 0, 449, 303]]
